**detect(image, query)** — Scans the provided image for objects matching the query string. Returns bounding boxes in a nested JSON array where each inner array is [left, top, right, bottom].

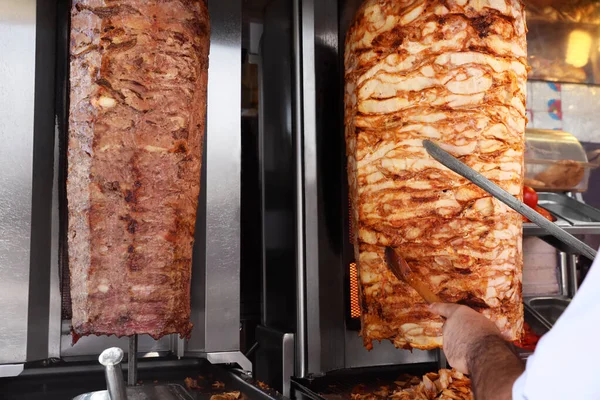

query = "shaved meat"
[[67, 0, 210, 340], [349, 369, 472, 400], [345, 0, 526, 350], [210, 393, 246, 400]]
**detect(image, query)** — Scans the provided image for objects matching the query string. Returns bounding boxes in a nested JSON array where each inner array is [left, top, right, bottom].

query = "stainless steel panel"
[[205, 351, 252, 373], [128, 336, 138, 386], [255, 325, 294, 395], [292, 0, 309, 378], [49, 121, 62, 359], [0, 364, 24, 378], [312, 0, 348, 373], [60, 330, 173, 360], [267, 0, 348, 377], [300, 0, 327, 377], [567, 253, 579, 296], [526, 296, 571, 326], [522, 238, 561, 297], [282, 333, 294, 398], [344, 331, 436, 369], [0, 0, 37, 365], [436, 349, 447, 370], [559, 252, 569, 296], [298, 0, 350, 376], [186, 0, 243, 355]]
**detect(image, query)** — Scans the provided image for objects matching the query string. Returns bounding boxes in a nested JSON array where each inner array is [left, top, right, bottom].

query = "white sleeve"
[[512, 251, 600, 400]]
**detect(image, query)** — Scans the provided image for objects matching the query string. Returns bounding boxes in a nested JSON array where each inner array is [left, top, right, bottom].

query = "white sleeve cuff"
[[512, 369, 527, 400]]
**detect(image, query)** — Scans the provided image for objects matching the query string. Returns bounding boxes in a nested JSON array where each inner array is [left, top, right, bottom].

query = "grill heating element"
[[349, 263, 361, 319], [348, 195, 360, 321]]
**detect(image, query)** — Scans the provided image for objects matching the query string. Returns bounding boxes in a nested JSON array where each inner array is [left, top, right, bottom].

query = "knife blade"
[[423, 139, 597, 261], [384, 247, 442, 304]]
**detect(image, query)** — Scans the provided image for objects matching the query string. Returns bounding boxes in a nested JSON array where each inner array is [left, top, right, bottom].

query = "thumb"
[[430, 302, 461, 318]]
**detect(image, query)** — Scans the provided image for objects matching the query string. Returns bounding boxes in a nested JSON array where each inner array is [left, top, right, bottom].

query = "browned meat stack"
[[345, 0, 527, 350], [67, 0, 210, 340]]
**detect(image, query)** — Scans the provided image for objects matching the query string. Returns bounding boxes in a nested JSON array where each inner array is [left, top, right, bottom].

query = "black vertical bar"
[[26, 0, 59, 361]]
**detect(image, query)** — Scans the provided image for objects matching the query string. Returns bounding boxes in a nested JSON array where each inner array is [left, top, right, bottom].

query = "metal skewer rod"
[[128, 334, 138, 386], [99, 347, 128, 400], [423, 140, 597, 261]]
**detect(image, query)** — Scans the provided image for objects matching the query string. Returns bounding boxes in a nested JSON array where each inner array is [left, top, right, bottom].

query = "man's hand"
[[430, 303, 502, 374], [431, 303, 525, 400]]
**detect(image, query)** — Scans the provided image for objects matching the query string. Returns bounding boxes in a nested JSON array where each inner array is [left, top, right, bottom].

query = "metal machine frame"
[[257, 1, 600, 397], [3, 0, 600, 398], [0, 0, 250, 377], [256, 1, 439, 393], [293, 0, 439, 376]]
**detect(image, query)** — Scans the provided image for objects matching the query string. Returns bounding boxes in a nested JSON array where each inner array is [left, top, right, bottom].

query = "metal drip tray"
[[292, 363, 438, 400], [524, 305, 551, 334], [73, 384, 192, 400], [526, 297, 571, 326], [539, 193, 600, 225], [524, 193, 600, 236], [516, 306, 552, 360]]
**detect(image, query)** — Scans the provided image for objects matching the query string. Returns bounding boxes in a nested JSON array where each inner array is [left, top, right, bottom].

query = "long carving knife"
[[385, 247, 442, 304], [423, 139, 597, 261]]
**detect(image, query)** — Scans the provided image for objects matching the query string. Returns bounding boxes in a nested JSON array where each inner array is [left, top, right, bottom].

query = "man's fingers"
[[430, 303, 462, 318]]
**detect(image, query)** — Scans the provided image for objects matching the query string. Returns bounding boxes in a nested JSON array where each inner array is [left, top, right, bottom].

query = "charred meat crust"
[[67, 0, 210, 341]]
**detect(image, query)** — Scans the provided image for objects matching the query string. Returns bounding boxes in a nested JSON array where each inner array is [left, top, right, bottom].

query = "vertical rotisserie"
[[345, 0, 527, 350], [67, 0, 210, 340]]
